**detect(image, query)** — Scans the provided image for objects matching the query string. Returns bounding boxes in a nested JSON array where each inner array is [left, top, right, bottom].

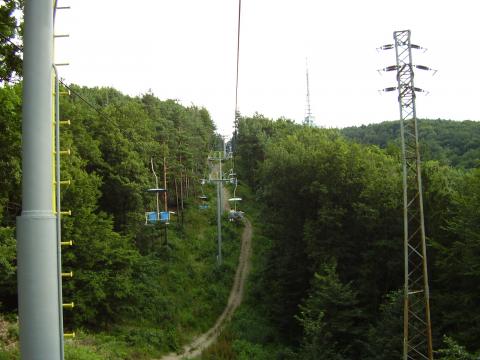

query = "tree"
[[437, 337, 478, 360], [296, 261, 364, 360], [365, 291, 403, 360], [0, 0, 22, 83]]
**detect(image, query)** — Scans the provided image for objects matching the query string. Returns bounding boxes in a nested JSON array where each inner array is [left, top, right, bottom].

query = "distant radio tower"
[[303, 58, 315, 126]]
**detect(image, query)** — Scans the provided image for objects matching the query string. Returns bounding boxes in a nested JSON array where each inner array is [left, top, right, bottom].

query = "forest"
[[2, 1, 480, 359], [201, 115, 480, 359], [0, 80, 250, 358]]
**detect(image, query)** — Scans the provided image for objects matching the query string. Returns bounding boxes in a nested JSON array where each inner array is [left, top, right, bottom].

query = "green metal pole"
[[17, 1, 62, 359]]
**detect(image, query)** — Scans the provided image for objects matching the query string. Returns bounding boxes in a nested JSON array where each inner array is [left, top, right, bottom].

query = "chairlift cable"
[[232, 0, 242, 169], [234, 0, 242, 125]]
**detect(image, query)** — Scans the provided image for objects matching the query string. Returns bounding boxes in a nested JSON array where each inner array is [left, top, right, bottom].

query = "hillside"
[[200, 115, 480, 359], [0, 83, 245, 359], [341, 119, 480, 168]]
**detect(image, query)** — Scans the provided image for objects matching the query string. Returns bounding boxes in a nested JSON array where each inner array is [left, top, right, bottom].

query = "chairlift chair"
[[199, 178, 209, 209], [145, 188, 168, 225], [228, 177, 243, 221], [145, 157, 170, 225]]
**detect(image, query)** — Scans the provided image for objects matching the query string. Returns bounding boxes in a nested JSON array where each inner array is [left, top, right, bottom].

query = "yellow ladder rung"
[[63, 302, 74, 308], [59, 210, 72, 216], [64, 332, 75, 338], [62, 271, 73, 278], [61, 240, 73, 246], [59, 91, 70, 96], [60, 120, 71, 126], [59, 149, 71, 156], [53, 180, 71, 185]]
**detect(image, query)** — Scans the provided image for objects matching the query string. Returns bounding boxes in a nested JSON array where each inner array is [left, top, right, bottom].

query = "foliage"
[[364, 291, 402, 360], [431, 168, 480, 349], [342, 119, 480, 168], [230, 115, 480, 358], [436, 336, 478, 360], [0, 84, 21, 225], [0, 0, 22, 83], [295, 261, 363, 360], [0, 81, 247, 357]]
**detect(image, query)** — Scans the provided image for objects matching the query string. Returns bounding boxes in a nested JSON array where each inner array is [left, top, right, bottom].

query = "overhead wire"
[[234, 0, 242, 121], [232, 0, 242, 163], [0, 28, 131, 124]]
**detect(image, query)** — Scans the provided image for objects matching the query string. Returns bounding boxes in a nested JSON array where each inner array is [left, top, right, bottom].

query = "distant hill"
[[341, 119, 480, 168]]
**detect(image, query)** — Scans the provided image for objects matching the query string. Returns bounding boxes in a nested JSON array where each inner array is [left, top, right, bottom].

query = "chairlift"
[[145, 158, 171, 225], [227, 176, 244, 221], [199, 178, 209, 209], [228, 209, 244, 222], [145, 210, 171, 224]]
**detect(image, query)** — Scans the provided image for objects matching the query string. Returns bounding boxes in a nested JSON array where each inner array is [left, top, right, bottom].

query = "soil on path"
[[158, 187, 252, 360]]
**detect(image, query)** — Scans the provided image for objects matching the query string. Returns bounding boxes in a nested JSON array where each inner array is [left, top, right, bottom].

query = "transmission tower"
[[303, 59, 315, 126], [379, 30, 435, 360]]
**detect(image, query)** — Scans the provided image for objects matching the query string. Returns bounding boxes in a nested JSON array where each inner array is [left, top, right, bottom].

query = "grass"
[[199, 183, 295, 360], [73, 184, 243, 359], [0, 185, 244, 359]]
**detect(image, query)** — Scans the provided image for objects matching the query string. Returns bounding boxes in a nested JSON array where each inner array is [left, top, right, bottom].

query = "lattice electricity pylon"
[[379, 30, 435, 360]]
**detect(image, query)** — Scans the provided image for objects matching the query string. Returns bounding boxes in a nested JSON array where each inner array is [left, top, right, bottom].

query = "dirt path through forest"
[[158, 186, 252, 360]]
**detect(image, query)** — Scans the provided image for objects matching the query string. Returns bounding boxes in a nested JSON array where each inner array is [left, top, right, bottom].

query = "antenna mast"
[[303, 58, 314, 126], [379, 30, 435, 360]]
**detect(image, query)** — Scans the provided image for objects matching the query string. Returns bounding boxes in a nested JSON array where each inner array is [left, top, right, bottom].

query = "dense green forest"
[[0, 81, 247, 358], [342, 119, 480, 168], [2, 2, 480, 359], [202, 115, 480, 359]]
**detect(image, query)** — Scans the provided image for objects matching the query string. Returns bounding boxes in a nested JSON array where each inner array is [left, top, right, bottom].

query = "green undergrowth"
[[71, 190, 243, 359], [0, 187, 244, 360], [200, 184, 294, 360]]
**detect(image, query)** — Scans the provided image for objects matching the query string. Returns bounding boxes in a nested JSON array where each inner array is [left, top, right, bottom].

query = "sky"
[[54, 0, 480, 136]]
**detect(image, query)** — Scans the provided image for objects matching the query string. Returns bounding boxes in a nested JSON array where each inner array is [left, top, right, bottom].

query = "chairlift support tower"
[[380, 30, 434, 360], [17, 1, 63, 358], [208, 150, 230, 265]]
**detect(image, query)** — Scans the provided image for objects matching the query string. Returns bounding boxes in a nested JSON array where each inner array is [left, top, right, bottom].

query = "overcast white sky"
[[54, 0, 480, 136]]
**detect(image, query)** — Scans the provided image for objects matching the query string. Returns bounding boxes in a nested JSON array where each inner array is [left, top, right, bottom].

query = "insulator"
[[411, 44, 427, 51], [382, 87, 398, 92], [414, 65, 438, 75], [378, 44, 394, 50], [413, 87, 429, 95], [382, 65, 399, 72], [414, 65, 429, 71]]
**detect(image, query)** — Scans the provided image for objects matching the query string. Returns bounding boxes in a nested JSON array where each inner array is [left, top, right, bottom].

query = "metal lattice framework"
[[393, 30, 434, 360], [303, 59, 315, 126]]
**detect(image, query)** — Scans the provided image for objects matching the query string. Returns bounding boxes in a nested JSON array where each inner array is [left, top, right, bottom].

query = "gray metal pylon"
[[393, 30, 434, 360], [208, 149, 229, 265], [17, 0, 62, 359]]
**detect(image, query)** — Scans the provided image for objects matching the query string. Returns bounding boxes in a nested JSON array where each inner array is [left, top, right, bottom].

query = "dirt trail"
[[158, 188, 252, 360]]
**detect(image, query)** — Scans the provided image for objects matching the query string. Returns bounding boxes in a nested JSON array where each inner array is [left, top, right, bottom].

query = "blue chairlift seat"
[[199, 204, 209, 210], [145, 211, 158, 224], [145, 211, 170, 225], [160, 211, 170, 223]]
